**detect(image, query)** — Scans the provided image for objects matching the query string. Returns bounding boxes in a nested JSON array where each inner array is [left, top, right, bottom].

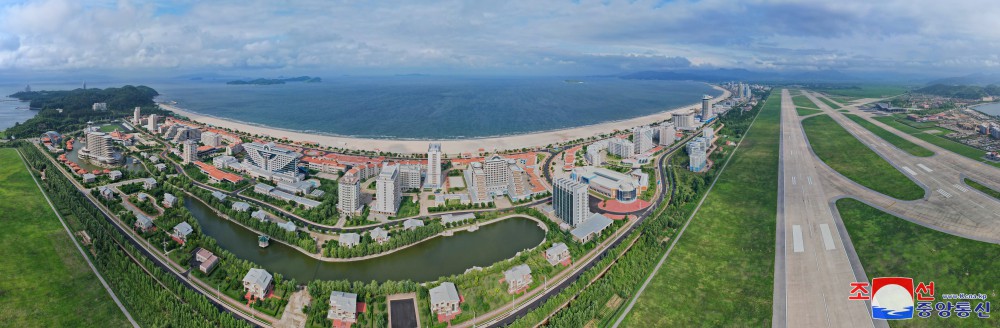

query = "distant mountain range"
[[926, 73, 1000, 86], [619, 68, 858, 83], [914, 84, 1000, 99]]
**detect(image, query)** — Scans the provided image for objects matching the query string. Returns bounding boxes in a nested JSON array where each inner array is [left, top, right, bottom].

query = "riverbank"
[[159, 85, 731, 154]]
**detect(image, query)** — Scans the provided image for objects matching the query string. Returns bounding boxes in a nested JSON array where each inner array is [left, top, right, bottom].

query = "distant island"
[[226, 76, 322, 85], [564, 79, 584, 84]]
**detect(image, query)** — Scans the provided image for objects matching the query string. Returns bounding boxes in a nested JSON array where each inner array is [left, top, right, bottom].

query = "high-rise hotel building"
[[553, 178, 589, 227]]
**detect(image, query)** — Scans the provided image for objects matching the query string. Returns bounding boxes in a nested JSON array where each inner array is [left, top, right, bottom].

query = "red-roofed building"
[[301, 156, 347, 173], [193, 161, 245, 183]]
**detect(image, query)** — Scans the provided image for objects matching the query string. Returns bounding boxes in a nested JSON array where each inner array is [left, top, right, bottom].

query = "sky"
[[1, 0, 999, 78]]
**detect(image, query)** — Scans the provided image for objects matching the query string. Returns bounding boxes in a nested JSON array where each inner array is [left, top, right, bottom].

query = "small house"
[[172, 222, 193, 244], [242, 268, 273, 300], [339, 233, 361, 248]]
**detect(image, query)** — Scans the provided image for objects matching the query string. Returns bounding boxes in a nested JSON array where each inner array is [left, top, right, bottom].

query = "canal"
[[185, 198, 547, 282], [66, 143, 145, 173]]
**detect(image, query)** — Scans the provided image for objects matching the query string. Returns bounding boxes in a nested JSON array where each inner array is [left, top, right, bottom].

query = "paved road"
[[776, 89, 877, 328]]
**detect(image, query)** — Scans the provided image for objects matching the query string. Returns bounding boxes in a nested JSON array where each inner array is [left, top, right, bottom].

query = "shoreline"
[[160, 84, 731, 154]]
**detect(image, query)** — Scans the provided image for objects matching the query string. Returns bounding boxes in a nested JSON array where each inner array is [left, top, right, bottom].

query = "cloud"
[[0, 0, 998, 76]]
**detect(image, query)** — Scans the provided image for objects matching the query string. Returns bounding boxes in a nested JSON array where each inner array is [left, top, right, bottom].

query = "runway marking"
[[792, 176, 797, 185], [953, 184, 969, 192], [819, 224, 836, 250], [936, 189, 952, 199], [792, 225, 804, 253], [917, 164, 933, 172], [902, 166, 918, 176], [807, 176, 814, 185]]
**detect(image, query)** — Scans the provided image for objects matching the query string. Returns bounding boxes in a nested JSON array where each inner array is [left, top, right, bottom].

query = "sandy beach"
[[160, 85, 731, 154]]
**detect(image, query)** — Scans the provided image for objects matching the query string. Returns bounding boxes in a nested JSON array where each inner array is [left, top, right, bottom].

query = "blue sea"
[[1, 77, 720, 139], [149, 76, 720, 139], [872, 305, 914, 320], [973, 102, 1000, 117]]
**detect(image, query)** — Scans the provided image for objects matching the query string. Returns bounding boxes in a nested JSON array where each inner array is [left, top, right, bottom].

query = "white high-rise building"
[[465, 163, 490, 204], [553, 178, 589, 227], [425, 143, 442, 189], [399, 164, 422, 190], [201, 131, 222, 147], [337, 174, 362, 215], [81, 131, 120, 164], [607, 138, 635, 159], [687, 137, 709, 172], [658, 123, 676, 146], [147, 114, 159, 131], [633, 126, 655, 154], [484, 154, 511, 195], [673, 110, 698, 131], [701, 95, 713, 122], [585, 146, 605, 165], [243, 142, 302, 182], [374, 163, 402, 215], [507, 164, 531, 201], [182, 139, 198, 164], [133, 107, 141, 125]]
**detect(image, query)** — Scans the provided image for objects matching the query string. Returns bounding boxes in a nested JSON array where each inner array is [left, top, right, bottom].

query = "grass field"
[[801, 114, 924, 200], [796, 107, 822, 116], [964, 178, 1000, 200], [814, 85, 910, 98], [621, 91, 781, 327], [844, 114, 933, 157], [873, 116, 1000, 168], [0, 148, 129, 327], [791, 95, 819, 109], [836, 198, 999, 328], [816, 96, 842, 109], [98, 123, 127, 133], [838, 110, 850, 113]]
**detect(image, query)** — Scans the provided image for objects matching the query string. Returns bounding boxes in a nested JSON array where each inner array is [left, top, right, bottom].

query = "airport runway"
[[776, 88, 1000, 327]]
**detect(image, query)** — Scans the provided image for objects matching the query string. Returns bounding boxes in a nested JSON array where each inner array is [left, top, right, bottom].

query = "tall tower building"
[[633, 126, 655, 154], [701, 95, 712, 122], [133, 107, 141, 125], [147, 114, 159, 131], [553, 178, 589, 227], [658, 123, 676, 146], [182, 139, 198, 164], [337, 172, 362, 214], [425, 143, 442, 189], [484, 154, 511, 195], [374, 163, 402, 215]]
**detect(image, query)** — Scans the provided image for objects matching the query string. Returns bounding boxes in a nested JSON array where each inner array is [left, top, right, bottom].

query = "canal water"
[[973, 102, 1000, 117], [66, 145, 145, 173], [185, 199, 546, 282]]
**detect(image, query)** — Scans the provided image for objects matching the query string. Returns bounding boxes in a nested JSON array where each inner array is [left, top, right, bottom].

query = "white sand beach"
[[160, 85, 731, 154]]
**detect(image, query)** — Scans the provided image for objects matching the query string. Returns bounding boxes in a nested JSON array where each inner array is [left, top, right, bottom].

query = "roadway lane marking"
[[902, 166, 918, 176], [953, 184, 969, 192], [819, 224, 836, 250], [792, 225, 804, 253], [936, 189, 952, 199], [807, 176, 814, 185], [917, 164, 933, 172], [792, 176, 797, 185]]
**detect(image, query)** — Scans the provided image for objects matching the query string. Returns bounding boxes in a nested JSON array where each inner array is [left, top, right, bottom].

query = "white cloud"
[[0, 0, 999, 75]]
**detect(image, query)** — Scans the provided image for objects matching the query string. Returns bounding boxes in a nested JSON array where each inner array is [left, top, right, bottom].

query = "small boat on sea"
[[258, 235, 270, 248]]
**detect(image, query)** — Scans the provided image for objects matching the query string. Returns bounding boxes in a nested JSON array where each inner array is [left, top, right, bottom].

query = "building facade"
[[607, 138, 635, 159], [658, 123, 676, 146], [182, 139, 197, 164], [337, 174, 362, 215], [633, 126, 655, 154], [553, 178, 589, 226], [243, 142, 303, 182], [374, 163, 402, 215], [426, 143, 442, 189]]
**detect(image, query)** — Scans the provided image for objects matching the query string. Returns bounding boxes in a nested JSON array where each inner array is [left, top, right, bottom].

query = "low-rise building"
[[503, 264, 533, 294], [195, 248, 219, 274], [430, 282, 462, 322], [211, 191, 227, 201], [108, 170, 123, 181], [154, 163, 167, 171], [369, 227, 390, 244], [172, 222, 194, 244], [327, 291, 358, 327], [242, 268, 273, 300], [339, 233, 361, 248], [403, 218, 425, 230], [143, 178, 157, 190], [135, 215, 154, 232], [232, 202, 251, 212], [98, 186, 115, 200], [570, 213, 614, 243], [251, 210, 269, 222], [162, 193, 178, 208], [278, 221, 296, 232], [544, 242, 571, 266], [82, 173, 96, 183]]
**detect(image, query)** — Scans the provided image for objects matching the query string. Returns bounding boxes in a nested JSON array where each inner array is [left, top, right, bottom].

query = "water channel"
[[184, 198, 546, 282]]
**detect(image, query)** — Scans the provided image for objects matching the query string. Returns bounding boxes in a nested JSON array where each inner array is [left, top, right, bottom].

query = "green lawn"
[[802, 115, 924, 200], [792, 95, 819, 109], [873, 116, 1000, 168], [814, 85, 910, 98], [98, 123, 127, 133], [394, 196, 420, 218], [796, 107, 822, 116], [844, 114, 934, 157], [0, 148, 129, 327], [836, 198, 1000, 328], [817, 96, 842, 109], [838, 110, 850, 113], [964, 178, 1000, 199], [622, 91, 781, 327]]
